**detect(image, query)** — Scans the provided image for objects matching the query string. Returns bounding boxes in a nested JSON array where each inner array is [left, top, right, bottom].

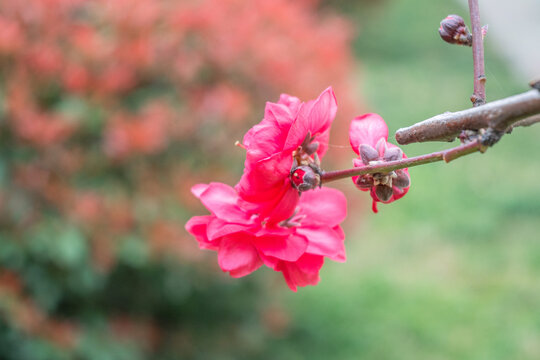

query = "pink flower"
[[185, 182, 346, 291], [235, 87, 337, 224], [349, 113, 410, 213]]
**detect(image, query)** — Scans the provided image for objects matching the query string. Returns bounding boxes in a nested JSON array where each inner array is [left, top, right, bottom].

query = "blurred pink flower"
[[236, 87, 337, 224], [185, 182, 346, 291], [349, 113, 410, 213]]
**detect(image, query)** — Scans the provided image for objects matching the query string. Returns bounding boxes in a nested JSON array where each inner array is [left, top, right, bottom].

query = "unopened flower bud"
[[439, 15, 472, 46], [375, 184, 393, 202], [290, 164, 321, 192], [304, 141, 319, 155], [355, 175, 374, 189], [392, 170, 410, 189], [359, 144, 379, 165], [383, 147, 402, 162]]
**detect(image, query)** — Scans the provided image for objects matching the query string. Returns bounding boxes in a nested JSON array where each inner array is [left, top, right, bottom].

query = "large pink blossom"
[[349, 113, 410, 213], [185, 182, 346, 291], [235, 87, 337, 223]]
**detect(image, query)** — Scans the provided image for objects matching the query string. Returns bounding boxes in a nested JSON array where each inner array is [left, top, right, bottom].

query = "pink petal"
[[349, 113, 389, 153], [206, 218, 252, 241], [264, 185, 300, 224], [331, 226, 347, 262], [295, 253, 325, 274], [283, 87, 337, 157], [278, 93, 302, 113], [297, 187, 347, 227], [279, 254, 324, 291], [242, 122, 288, 161], [255, 224, 292, 237], [218, 234, 262, 278], [296, 226, 345, 262], [352, 158, 364, 167], [236, 152, 291, 203], [237, 176, 299, 224], [372, 200, 378, 213], [191, 183, 209, 198], [258, 252, 280, 270], [198, 182, 250, 222], [253, 233, 307, 262], [391, 179, 410, 201], [264, 101, 297, 129], [351, 159, 370, 192], [242, 97, 297, 156], [185, 215, 218, 250]]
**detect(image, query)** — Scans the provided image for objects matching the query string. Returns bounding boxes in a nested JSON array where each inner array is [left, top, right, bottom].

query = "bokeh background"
[[1, 0, 539, 359]]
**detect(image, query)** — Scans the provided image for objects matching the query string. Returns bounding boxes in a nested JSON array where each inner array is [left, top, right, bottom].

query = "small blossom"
[[439, 14, 472, 46], [235, 87, 337, 224], [349, 113, 410, 213], [185, 183, 347, 291]]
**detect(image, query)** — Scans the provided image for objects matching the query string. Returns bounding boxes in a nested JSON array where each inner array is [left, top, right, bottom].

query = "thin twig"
[[395, 89, 540, 144], [321, 140, 481, 184], [468, 0, 486, 106], [511, 114, 540, 129]]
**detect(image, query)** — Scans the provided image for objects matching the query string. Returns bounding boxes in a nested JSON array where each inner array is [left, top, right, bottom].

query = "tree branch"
[[321, 140, 482, 184], [511, 114, 540, 129], [468, 0, 486, 106], [395, 89, 540, 145]]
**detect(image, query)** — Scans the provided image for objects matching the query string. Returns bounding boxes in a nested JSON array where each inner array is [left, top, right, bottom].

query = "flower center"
[[289, 131, 322, 192], [278, 209, 306, 228]]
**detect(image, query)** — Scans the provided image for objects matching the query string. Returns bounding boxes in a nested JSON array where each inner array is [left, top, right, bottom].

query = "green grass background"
[[268, 0, 540, 359]]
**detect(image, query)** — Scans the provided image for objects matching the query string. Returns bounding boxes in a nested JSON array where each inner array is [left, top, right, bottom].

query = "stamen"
[[234, 141, 247, 150]]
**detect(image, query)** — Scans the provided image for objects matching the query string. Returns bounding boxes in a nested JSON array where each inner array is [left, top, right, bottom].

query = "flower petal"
[[258, 252, 280, 270], [284, 87, 337, 157], [218, 234, 262, 278], [206, 218, 251, 241], [297, 187, 347, 227], [331, 226, 347, 262], [264, 101, 297, 129], [296, 226, 345, 261], [349, 113, 389, 153], [253, 233, 307, 262], [264, 185, 300, 224], [279, 254, 324, 291], [278, 93, 302, 113], [236, 152, 292, 203], [242, 122, 288, 161], [185, 215, 218, 250], [198, 182, 250, 222], [191, 183, 209, 198]]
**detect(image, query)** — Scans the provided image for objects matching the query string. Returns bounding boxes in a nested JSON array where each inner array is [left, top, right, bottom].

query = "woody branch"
[[395, 87, 540, 144], [321, 0, 540, 184], [469, 0, 486, 107]]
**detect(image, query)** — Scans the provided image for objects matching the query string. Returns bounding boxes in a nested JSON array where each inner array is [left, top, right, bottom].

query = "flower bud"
[[383, 147, 402, 162], [392, 170, 410, 189], [290, 165, 321, 192], [439, 15, 472, 46], [374, 184, 393, 202], [355, 175, 374, 189], [359, 144, 379, 165]]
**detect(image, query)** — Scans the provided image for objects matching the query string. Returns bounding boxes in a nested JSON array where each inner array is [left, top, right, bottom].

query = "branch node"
[[480, 128, 503, 147], [470, 94, 485, 107], [530, 79, 540, 91]]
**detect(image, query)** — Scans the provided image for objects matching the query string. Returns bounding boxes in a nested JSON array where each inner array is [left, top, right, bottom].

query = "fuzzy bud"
[[439, 15, 472, 46], [290, 165, 321, 192]]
